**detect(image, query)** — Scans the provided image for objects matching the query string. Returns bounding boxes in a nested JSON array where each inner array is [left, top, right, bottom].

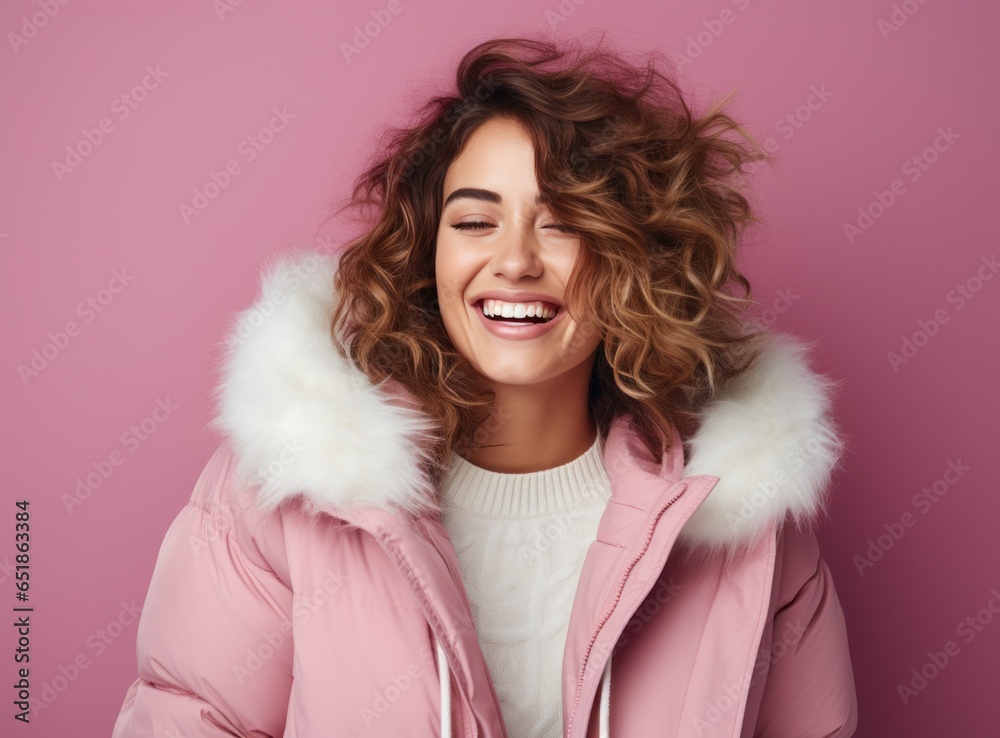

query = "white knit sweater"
[[437, 432, 613, 738]]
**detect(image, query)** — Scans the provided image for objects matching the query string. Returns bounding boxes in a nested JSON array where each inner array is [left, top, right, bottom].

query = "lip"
[[471, 299, 565, 340]]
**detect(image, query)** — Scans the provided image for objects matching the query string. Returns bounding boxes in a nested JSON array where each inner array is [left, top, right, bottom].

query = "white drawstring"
[[436, 635, 452, 738], [434, 633, 610, 738], [599, 652, 612, 738]]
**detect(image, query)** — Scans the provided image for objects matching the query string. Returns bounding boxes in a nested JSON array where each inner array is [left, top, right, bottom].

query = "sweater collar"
[[209, 250, 843, 550], [439, 431, 610, 517]]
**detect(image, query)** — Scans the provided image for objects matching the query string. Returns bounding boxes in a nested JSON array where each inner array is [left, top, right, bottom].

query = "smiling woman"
[[433, 115, 603, 472], [332, 33, 779, 480], [112, 31, 858, 738]]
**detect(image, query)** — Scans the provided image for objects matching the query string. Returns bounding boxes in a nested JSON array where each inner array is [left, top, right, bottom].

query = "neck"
[[462, 360, 598, 474]]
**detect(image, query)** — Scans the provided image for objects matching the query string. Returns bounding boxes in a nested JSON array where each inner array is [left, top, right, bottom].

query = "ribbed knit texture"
[[437, 431, 613, 738]]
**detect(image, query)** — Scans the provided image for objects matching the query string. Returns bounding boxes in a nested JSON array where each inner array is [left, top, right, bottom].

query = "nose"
[[488, 221, 543, 280]]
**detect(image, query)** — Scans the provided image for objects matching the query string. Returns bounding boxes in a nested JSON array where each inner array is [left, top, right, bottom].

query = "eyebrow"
[[442, 187, 550, 208]]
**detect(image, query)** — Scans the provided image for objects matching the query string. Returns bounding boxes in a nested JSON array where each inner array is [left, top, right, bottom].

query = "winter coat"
[[112, 250, 858, 738]]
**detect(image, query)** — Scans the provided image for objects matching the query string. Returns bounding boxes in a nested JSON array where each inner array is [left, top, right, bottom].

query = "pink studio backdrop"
[[3, 1, 998, 735]]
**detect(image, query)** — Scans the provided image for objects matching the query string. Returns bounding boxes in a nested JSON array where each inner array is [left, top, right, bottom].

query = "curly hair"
[[326, 31, 775, 483]]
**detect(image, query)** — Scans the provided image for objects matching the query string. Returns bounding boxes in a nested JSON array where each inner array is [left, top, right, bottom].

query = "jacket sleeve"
[[751, 522, 859, 738], [112, 444, 294, 737]]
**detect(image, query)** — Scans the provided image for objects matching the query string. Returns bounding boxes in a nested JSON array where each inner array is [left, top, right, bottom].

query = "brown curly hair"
[[326, 31, 775, 483]]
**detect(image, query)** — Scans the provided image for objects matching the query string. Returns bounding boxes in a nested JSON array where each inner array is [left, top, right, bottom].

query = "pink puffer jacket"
[[112, 251, 858, 737]]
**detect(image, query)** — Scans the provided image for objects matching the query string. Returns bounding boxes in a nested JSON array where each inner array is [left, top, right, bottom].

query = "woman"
[[113, 34, 857, 737]]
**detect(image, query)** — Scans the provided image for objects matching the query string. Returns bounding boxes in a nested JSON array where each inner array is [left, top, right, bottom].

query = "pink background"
[[3, 1, 998, 734]]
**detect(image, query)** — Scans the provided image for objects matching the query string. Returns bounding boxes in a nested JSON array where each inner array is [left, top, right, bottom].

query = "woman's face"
[[434, 116, 602, 389]]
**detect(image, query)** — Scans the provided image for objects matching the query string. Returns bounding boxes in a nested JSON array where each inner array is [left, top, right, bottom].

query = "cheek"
[[565, 322, 603, 360], [433, 246, 468, 338], [434, 240, 474, 304]]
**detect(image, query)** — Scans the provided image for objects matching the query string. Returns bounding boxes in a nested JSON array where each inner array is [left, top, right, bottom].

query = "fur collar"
[[209, 250, 843, 549]]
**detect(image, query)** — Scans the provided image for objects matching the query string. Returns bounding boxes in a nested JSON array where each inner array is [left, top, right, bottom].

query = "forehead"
[[442, 117, 540, 197]]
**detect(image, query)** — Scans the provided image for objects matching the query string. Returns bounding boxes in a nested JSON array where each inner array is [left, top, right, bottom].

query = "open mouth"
[[475, 299, 561, 324]]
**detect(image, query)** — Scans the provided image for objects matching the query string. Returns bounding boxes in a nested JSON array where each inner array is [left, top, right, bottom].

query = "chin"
[[472, 362, 557, 387]]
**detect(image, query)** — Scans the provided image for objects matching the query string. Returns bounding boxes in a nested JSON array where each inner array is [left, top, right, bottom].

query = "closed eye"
[[451, 221, 492, 231], [450, 221, 576, 233]]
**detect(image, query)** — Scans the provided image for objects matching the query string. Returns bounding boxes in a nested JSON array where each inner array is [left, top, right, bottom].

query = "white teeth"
[[481, 298, 558, 320]]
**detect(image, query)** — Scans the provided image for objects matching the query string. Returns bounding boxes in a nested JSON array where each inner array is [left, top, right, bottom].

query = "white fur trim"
[[679, 332, 845, 551], [209, 250, 844, 547], [208, 250, 439, 518]]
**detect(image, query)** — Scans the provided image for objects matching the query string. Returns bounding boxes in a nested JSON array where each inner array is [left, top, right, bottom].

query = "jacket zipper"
[[566, 483, 687, 737]]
